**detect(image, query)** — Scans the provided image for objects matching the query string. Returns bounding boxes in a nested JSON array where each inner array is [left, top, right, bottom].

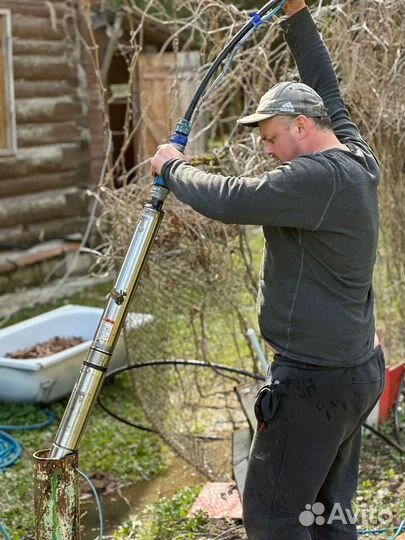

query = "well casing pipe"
[[33, 449, 80, 540]]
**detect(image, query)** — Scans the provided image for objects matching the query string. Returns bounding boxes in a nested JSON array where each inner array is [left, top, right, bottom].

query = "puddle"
[[80, 455, 207, 539]]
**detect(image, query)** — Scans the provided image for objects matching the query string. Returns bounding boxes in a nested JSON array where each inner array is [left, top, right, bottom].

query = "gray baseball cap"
[[237, 81, 328, 127]]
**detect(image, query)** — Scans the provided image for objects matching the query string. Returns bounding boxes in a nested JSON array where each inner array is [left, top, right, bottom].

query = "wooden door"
[[136, 51, 205, 169]]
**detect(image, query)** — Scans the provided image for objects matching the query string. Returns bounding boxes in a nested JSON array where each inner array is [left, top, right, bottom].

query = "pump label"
[[99, 318, 114, 342]]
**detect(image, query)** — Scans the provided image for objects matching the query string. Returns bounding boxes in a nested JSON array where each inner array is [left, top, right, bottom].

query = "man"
[[151, 1, 385, 539]]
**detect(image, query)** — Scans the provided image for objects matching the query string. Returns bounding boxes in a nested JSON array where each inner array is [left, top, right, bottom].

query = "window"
[[0, 10, 16, 155]]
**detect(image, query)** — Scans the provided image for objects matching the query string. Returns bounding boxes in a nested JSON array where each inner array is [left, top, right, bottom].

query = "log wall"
[[0, 0, 94, 247]]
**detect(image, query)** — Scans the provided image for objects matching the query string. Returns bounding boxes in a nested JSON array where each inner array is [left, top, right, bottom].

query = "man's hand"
[[282, 0, 306, 17], [151, 144, 190, 176]]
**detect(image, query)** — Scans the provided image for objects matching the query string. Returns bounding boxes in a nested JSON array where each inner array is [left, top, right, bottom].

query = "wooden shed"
[[0, 1, 94, 248], [0, 1, 203, 296]]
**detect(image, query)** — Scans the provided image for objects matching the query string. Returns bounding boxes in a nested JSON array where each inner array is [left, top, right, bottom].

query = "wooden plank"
[[232, 428, 252, 499], [233, 427, 252, 466], [14, 80, 76, 99], [0, 187, 88, 228], [13, 38, 71, 56], [0, 143, 85, 178], [0, 216, 89, 246], [13, 56, 76, 81], [15, 97, 82, 124], [12, 14, 65, 40], [0, 2, 68, 18], [0, 170, 82, 198], [235, 381, 262, 433], [17, 122, 82, 147]]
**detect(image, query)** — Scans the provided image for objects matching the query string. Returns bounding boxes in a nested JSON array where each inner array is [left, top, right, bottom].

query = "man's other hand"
[[151, 144, 190, 176], [283, 0, 306, 17]]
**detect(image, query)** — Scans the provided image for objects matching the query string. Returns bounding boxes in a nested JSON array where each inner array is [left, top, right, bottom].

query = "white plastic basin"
[[0, 304, 153, 404]]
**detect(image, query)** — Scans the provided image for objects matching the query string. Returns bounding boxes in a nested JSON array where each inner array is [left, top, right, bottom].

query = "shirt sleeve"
[[280, 7, 361, 144], [165, 156, 337, 230]]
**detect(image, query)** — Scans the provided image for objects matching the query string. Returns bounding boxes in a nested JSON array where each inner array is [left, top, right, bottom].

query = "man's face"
[[259, 115, 301, 164]]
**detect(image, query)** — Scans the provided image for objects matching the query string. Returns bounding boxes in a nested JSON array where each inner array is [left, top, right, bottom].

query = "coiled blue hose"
[[0, 430, 22, 471], [0, 408, 55, 471]]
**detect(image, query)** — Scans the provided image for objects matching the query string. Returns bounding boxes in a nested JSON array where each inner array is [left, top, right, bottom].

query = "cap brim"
[[237, 111, 277, 128]]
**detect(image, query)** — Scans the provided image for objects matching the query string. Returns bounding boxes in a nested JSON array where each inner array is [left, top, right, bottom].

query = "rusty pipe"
[[33, 449, 80, 540]]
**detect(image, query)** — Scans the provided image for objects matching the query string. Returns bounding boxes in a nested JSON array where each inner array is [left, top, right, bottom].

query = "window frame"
[[0, 9, 16, 156]]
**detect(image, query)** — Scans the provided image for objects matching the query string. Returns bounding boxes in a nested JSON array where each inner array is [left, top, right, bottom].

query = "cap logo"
[[279, 101, 295, 113]]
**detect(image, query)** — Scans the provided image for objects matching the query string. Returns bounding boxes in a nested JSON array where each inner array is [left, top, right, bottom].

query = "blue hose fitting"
[[153, 175, 167, 188], [170, 133, 188, 148], [250, 12, 263, 28], [175, 118, 192, 136]]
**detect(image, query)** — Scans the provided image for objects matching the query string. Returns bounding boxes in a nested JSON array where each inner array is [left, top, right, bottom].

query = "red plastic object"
[[188, 482, 242, 519], [379, 363, 405, 424]]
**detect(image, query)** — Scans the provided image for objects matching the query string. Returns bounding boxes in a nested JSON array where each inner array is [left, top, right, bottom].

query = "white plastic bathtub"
[[0, 304, 153, 404]]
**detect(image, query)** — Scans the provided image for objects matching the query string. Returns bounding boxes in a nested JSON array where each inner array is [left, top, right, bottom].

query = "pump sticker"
[[99, 318, 114, 342]]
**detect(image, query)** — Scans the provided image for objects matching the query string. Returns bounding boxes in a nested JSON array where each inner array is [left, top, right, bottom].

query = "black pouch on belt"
[[254, 379, 280, 432]]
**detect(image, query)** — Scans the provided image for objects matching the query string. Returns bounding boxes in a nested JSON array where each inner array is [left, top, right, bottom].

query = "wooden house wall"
[[0, 0, 93, 247]]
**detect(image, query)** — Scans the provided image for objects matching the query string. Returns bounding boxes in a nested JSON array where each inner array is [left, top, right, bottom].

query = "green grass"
[[0, 374, 165, 540], [113, 486, 207, 540]]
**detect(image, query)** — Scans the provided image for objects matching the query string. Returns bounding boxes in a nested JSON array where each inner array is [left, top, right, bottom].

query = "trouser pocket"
[[254, 379, 281, 432]]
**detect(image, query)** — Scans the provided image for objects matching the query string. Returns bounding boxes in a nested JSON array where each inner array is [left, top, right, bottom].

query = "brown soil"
[[5, 336, 84, 359]]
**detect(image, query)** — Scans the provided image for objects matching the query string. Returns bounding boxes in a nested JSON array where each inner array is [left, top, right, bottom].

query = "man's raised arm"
[[281, 0, 361, 141]]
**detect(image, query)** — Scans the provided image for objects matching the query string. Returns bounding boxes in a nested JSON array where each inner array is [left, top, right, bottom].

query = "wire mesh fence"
[[110, 184, 266, 478]]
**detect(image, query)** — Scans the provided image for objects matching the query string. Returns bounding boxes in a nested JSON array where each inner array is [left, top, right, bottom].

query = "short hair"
[[281, 114, 332, 131], [312, 116, 332, 131]]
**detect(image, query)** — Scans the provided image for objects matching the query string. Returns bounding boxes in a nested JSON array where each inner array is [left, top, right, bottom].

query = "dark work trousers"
[[243, 346, 385, 540]]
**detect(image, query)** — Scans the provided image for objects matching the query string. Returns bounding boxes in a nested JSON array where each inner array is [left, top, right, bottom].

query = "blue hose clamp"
[[154, 175, 167, 187], [170, 133, 188, 148], [250, 12, 263, 28]]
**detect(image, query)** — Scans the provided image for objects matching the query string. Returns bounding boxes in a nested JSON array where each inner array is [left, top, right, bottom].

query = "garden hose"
[[0, 408, 55, 471]]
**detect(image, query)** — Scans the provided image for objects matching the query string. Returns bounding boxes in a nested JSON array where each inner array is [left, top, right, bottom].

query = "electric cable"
[[362, 423, 405, 454], [183, 0, 286, 122], [190, 0, 287, 125], [97, 394, 155, 433], [77, 468, 104, 540], [98, 359, 263, 436], [105, 358, 264, 381]]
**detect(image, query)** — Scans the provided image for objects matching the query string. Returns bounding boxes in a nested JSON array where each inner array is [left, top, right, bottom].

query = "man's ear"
[[294, 115, 310, 139]]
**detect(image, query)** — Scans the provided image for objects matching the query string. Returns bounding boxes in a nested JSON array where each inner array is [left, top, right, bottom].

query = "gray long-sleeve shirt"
[[162, 7, 380, 366]]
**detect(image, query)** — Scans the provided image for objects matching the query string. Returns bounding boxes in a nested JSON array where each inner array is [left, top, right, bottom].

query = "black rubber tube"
[[98, 359, 264, 436], [183, 0, 285, 121]]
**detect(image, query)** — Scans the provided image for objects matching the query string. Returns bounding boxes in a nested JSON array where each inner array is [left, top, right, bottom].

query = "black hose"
[[97, 394, 155, 433], [98, 359, 264, 436], [183, 0, 285, 121], [363, 423, 405, 454], [104, 358, 264, 381]]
